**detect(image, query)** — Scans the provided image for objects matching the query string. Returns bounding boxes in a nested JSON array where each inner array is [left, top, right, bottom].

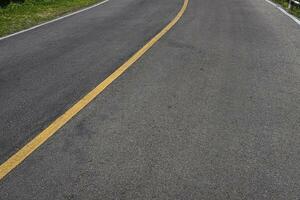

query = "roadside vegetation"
[[0, 0, 103, 37], [272, 0, 300, 18]]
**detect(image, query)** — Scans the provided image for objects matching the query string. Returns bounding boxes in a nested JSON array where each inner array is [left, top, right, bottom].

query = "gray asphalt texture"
[[0, 0, 182, 163], [0, 0, 300, 199]]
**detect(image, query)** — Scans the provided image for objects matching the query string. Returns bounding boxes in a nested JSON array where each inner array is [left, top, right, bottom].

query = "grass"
[[272, 0, 300, 18], [0, 0, 297, 38], [0, 0, 103, 37]]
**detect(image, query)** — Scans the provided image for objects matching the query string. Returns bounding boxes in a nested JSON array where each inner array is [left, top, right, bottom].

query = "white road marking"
[[0, 0, 110, 41], [264, 0, 300, 25]]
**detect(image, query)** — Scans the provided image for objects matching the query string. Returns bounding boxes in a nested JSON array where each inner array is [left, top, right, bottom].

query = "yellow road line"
[[0, 0, 189, 180]]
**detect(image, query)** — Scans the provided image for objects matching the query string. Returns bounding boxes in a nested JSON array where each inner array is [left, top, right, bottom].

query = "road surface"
[[0, 0, 300, 199]]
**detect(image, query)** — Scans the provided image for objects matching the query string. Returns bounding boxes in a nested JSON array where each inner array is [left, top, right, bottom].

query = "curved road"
[[0, 0, 182, 162], [0, 0, 300, 199]]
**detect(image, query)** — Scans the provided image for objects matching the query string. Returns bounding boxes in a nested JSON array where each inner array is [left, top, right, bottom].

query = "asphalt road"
[[0, 0, 300, 199], [0, 0, 182, 163]]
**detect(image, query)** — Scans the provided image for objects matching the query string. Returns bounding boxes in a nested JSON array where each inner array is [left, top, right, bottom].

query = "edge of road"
[[264, 0, 300, 25], [0, 0, 110, 41], [0, 0, 189, 181]]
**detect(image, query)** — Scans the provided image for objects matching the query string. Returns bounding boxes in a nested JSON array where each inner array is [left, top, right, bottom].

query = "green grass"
[[272, 0, 300, 18], [0, 0, 103, 37]]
